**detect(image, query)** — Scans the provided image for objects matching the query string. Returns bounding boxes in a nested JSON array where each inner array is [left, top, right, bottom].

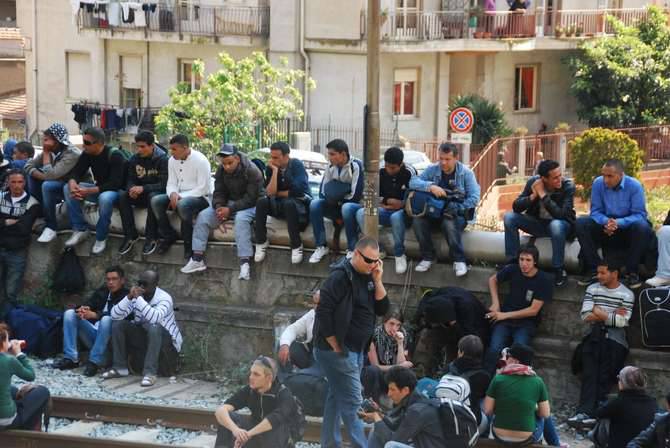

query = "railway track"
[[0, 396, 534, 447]]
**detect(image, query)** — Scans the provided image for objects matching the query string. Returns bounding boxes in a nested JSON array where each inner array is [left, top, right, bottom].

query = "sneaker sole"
[[181, 266, 207, 274], [143, 247, 157, 256]]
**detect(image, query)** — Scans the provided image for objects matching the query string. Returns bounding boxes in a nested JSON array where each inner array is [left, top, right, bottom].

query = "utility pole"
[[363, 0, 381, 238]]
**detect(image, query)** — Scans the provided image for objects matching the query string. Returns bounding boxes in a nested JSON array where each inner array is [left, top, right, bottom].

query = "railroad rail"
[[0, 396, 540, 447]]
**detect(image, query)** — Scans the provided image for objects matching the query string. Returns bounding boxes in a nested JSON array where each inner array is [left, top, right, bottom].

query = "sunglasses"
[[357, 250, 379, 265], [137, 280, 148, 288], [83, 140, 95, 146], [255, 355, 275, 373]]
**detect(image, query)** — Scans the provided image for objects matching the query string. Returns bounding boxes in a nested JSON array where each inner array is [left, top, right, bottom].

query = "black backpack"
[[52, 247, 86, 293], [639, 288, 670, 348], [282, 372, 327, 417], [280, 384, 306, 446], [434, 397, 479, 448]]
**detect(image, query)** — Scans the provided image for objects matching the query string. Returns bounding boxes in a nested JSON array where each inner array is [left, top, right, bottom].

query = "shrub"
[[570, 127, 644, 199]]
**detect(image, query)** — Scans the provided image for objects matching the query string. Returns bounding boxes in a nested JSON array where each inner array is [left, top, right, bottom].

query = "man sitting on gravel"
[[214, 356, 299, 448], [54, 265, 129, 377], [103, 270, 182, 387]]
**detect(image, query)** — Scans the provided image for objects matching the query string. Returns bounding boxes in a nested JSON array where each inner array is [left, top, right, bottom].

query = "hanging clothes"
[[108, 2, 120, 26]]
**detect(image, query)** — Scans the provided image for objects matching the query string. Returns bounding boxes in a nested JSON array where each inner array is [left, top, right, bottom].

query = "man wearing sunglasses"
[[180, 143, 264, 280], [62, 127, 127, 255], [313, 236, 390, 448]]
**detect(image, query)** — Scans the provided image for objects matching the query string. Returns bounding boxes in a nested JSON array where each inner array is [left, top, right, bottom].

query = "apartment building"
[[16, 0, 665, 146]]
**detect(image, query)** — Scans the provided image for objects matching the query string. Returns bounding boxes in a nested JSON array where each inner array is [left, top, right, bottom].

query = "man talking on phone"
[[54, 265, 129, 377], [313, 236, 390, 448]]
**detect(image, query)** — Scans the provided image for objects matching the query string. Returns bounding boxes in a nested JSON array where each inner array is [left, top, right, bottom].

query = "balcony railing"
[[77, 5, 270, 38], [376, 8, 659, 42]]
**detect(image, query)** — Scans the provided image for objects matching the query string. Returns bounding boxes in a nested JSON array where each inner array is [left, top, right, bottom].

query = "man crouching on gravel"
[[214, 356, 300, 448]]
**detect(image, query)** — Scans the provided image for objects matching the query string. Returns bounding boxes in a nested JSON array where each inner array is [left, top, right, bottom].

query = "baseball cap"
[[217, 143, 238, 157]]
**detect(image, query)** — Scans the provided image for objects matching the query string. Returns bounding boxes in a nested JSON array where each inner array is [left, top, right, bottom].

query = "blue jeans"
[[150, 194, 209, 255], [35, 180, 66, 231], [492, 415, 561, 446], [315, 348, 367, 448], [342, 202, 363, 251], [310, 199, 345, 248], [355, 207, 407, 257], [504, 212, 570, 269], [0, 248, 27, 317], [62, 308, 113, 366], [192, 205, 256, 259], [384, 443, 412, 448], [484, 322, 535, 374], [413, 215, 467, 262], [64, 182, 119, 241]]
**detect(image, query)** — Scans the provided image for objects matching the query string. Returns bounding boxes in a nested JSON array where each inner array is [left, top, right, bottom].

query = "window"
[[120, 55, 143, 108], [179, 59, 202, 92], [393, 68, 418, 117], [514, 65, 537, 112], [179, 0, 200, 21], [396, 0, 419, 30], [66, 52, 91, 99]]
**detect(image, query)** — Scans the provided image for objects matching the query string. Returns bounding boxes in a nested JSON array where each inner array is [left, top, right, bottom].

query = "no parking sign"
[[449, 107, 474, 134]]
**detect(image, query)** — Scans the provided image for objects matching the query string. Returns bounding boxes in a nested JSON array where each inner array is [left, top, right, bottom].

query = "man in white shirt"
[[150, 134, 211, 260], [278, 290, 319, 371], [102, 270, 183, 387]]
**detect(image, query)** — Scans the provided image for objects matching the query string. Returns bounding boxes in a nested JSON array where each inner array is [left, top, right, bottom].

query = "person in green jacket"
[[0, 324, 50, 431]]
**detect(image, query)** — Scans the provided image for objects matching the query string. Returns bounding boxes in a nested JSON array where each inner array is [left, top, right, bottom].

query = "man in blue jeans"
[[409, 143, 480, 277], [484, 245, 553, 374], [313, 236, 390, 447], [54, 265, 129, 377], [63, 127, 127, 255], [503, 159, 575, 287], [342, 146, 415, 274]]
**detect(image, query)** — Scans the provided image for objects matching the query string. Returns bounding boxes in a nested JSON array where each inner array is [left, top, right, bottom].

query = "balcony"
[[77, 5, 270, 40], [375, 8, 656, 43]]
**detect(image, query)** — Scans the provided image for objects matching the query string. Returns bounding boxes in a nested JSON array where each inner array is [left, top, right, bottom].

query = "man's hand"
[[393, 331, 404, 343], [278, 344, 290, 365], [604, 218, 618, 236], [488, 304, 500, 313], [267, 161, 280, 172], [129, 186, 144, 199], [429, 185, 447, 198], [232, 428, 250, 444], [68, 180, 81, 199], [169, 193, 180, 210], [359, 410, 383, 424], [532, 178, 546, 199], [487, 310, 507, 322], [4, 219, 18, 226], [615, 307, 627, 316], [371, 259, 384, 284], [216, 207, 231, 221], [384, 198, 403, 210], [400, 360, 414, 368], [128, 286, 145, 300], [78, 187, 95, 199], [77, 306, 96, 321]]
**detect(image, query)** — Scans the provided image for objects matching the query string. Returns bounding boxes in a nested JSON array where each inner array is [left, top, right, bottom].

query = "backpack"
[[435, 374, 472, 406], [6, 305, 63, 358], [404, 190, 447, 219], [108, 146, 132, 186], [435, 396, 480, 448], [251, 158, 267, 183], [282, 372, 327, 417], [280, 384, 306, 446], [322, 158, 364, 205], [639, 288, 670, 348], [52, 247, 86, 293]]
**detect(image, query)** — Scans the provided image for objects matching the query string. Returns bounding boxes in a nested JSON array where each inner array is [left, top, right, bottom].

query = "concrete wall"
[[305, 0, 364, 40], [0, 59, 23, 96]]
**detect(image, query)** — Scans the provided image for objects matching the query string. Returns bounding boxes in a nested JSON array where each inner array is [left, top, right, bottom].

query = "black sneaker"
[[118, 236, 139, 255], [83, 361, 99, 377], [577, 272, 598, 286], [156, 238, 175, 255], [53, 358, 79, 370], [624, 273, 643, 289], [554, 268, 568, 287], [142, 240, 158, 256]]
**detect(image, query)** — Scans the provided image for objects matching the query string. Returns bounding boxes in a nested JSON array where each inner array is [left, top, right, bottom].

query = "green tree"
[[570, 127, 644, 199], [449, 94, 511, 146], [565, 7, 670, 128], [155, 52, 315, 159]]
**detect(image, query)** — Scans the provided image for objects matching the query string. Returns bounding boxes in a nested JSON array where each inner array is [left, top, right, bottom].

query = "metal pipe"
[[299, 0, 310, 118]]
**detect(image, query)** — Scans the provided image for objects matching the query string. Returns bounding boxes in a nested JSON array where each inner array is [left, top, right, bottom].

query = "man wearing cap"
[[62, 127, 127, 255], [150, 134, 211, 260], [25, 123, 84, 243], [254, 141, 311, 265], [181, 144, 264, 280]]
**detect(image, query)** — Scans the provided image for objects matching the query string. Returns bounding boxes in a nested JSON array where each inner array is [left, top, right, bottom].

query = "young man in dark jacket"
[[363, 366, 446, 448], [503, 159, 575, 286], [313, 236, 390, 448], [0, 170, 41, 318], [254, 141, 311, 265], [63, 127, 127, 255], [117, 131, 169, 255], [627, 391, 670, 448], [181, 144, 265, 280], [53, 265, 129, 376], [215, 356, 297, 448]]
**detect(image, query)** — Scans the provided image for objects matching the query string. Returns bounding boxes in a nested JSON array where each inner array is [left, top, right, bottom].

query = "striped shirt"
[[111, 287, 183, 352], [580, 282, 634, 348]]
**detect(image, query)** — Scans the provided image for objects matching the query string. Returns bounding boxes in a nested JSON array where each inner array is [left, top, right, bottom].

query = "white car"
[[259, 148, 328, 197], [379, 149, 431, 175]]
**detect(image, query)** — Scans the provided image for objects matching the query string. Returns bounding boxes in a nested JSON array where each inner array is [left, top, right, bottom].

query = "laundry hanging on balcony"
[[121, 2, 147, 27]]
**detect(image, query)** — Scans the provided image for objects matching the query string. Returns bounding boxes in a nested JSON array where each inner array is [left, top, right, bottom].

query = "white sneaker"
[[415, 260, 432, 272], [291, 245, 303, 264], [181, 258, 207, 274], [454, 261, 468, 277], [309, 246, 330, 263], [346, 250, 354, 259], [646, 275, 670, 287], [91, 239, 107, 255], [254, 240, 269, 263], [395, 255, 407, 274], [64, 231, 89, 247], [37, 227, 57, 243], [239, 262, 251, 280]]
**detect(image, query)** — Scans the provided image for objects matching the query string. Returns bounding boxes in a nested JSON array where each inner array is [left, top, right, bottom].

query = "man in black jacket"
[[117, 131, 169, 255], [0, 170, 41, 318], [54, 265, 129, 376], [214, 356, 297, 448], [362, 366, 446, 448], [503, 159, 575, 286], [313, 236, 390, 448], [627, 391, 670, 448]]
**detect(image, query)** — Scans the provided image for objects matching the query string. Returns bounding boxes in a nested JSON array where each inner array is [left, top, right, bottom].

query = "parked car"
[[379, 149, 431, 175]]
